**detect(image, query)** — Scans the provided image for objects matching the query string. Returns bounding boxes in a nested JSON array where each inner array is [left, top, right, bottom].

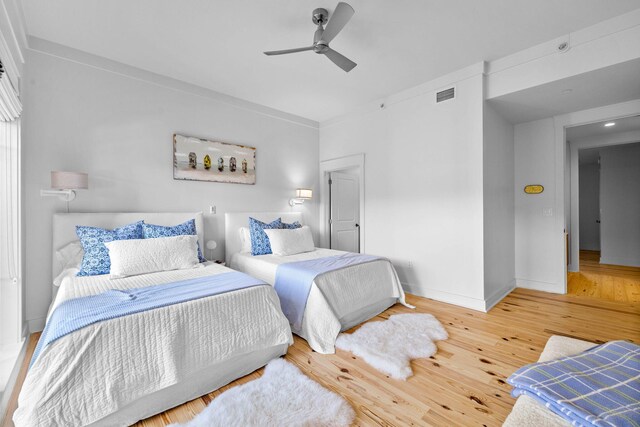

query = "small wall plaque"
[[524, 185, 544, 194]]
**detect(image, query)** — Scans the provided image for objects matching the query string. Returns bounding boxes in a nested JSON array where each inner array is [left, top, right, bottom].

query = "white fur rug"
[[335, 313, 448, 380], [170, 358, 355, 427]]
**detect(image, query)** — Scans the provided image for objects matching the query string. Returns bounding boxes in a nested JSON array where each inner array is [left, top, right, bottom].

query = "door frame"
[[319, 154, 365, 251], [568, 132, 640, 272], [553, 99, 640, 293]]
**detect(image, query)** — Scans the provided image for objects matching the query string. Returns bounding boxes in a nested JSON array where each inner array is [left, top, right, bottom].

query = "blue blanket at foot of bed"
[[508, 340, 640, 427], [31, 271, 266, 368], [274, 253, 383, 330]]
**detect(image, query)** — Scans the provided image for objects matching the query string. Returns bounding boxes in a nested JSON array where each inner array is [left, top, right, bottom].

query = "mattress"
[[14, 263, 293, 427], [231, 248, 408, 353]]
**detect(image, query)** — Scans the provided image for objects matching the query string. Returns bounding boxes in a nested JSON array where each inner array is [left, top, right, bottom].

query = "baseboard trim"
[[0, 338, 27, 425], [484, 280, 516, 312], [28, 317, 46, 333], [516, 278, 563, 294], [599, 257, 640, 268], [401, 283, 486, 312]]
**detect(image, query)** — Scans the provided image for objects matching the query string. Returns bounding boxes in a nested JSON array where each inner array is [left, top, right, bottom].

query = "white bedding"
[[15, 263, 293, 427], [230, 248, 409, 354]]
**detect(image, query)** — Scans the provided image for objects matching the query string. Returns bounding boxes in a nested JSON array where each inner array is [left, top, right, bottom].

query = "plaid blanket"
[[508, 340, 640, 427]]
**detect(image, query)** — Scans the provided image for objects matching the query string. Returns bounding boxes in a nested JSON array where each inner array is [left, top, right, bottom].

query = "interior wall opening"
[[565, 115, 640, 302]]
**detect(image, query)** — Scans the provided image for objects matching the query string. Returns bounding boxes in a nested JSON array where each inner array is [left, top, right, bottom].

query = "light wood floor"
[[4, 288, 639, 426], [568, 250, 640, 303]]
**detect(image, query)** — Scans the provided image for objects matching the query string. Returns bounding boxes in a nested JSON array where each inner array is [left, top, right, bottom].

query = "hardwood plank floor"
[[4, 289, 639, 427], [568, 250, 640, 303]]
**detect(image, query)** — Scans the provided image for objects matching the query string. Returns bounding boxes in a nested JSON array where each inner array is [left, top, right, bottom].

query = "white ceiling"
[[487, 58, 640, 124], [21, 0, 640, 122], [567, 114, 640, 140]]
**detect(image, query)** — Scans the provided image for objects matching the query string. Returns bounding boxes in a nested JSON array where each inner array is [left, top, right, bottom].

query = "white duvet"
[[14, 263, 293, 427], [231, 248, 410, 354]]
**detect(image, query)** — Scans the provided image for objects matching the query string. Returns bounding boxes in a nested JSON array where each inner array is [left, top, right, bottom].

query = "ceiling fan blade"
[[323, 47, 357, 72], [264, 46, 314, 56], [321, 2, 354, 43]]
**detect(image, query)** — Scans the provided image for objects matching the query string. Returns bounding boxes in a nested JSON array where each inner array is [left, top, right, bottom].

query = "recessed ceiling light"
[[604, 122, 616, 127], [561, 89, 573, 95]]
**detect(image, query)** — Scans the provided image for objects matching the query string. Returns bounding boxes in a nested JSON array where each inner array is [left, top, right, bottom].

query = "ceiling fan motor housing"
[[312, 8, 329, 25]]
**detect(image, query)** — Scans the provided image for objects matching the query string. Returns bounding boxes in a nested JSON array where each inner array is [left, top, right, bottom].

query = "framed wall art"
[[173, 134, 256, 185]]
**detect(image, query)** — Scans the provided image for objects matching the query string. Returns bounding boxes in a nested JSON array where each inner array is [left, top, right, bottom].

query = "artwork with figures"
[[173, 134, 256, 184]]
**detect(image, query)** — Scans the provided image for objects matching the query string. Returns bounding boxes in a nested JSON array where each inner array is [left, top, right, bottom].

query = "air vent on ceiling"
[[436, 87, 455, 103]]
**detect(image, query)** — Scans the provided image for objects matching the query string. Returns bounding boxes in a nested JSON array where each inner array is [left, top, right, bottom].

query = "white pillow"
[[239, 227, 252, 253], [263, 226, 315, 256], [55, 241, 84, 270], [104, 235, 200, 279]]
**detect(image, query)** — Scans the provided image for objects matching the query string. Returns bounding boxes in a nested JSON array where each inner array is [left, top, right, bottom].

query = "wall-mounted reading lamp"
[[289, 188, 312, 207], [41, 171, 89, 212]]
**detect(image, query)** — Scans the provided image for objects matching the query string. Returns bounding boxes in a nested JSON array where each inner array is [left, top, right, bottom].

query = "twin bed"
[[226, 212, 408, 354], [14, 211, 407, 426]]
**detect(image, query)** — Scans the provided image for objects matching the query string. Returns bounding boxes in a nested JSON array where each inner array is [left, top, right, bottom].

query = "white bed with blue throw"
[[14, 212, 292, 427], [226, 212, 410, 354]]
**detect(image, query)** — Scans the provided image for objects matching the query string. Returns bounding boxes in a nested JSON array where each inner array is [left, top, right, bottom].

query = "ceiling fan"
[[264, 2, 357, 72]]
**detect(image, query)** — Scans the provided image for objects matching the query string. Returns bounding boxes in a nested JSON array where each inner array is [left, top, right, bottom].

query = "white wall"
[[514, 118, 560, 291], [483, 103, 515, 307], [515, 101, 640, 288], [578, 162, 600, 251], [23, 50, 319, 329], [320, 66, 490, 311], [599, 143, 640, 267]]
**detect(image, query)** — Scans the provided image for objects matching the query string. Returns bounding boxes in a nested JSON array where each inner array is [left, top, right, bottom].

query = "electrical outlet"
[[407, 261, 413, 268], [543, 208, 553, 217], [209, 205, 216, 214]]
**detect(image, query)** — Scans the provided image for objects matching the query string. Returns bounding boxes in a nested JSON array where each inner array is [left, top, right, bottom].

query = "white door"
[[330, 171, 360, 252]]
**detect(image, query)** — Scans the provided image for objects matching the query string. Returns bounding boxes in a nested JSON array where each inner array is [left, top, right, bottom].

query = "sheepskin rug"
[[170, 358, 355, 427], [335, 313, 448, 380]]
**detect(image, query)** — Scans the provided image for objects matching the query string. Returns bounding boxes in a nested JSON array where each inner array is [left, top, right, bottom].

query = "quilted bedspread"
[[14, 263, 293, 426]]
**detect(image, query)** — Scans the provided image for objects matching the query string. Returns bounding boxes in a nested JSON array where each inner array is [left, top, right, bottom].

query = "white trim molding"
[[554, 99, 640, 288], [484, 280, 516, 312], [318, 154, 365, 251], [27, 37, 319, 130], [516, 278, 564, 294], [568, 130, 640, 271], [401, 282, 487, 312]]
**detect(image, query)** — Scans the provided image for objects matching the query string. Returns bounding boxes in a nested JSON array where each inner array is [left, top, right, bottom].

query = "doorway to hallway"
[[568, 250, 640, 303]]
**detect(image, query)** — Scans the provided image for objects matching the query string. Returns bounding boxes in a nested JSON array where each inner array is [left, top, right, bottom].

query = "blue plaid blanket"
[[508, 340, 640, 427]]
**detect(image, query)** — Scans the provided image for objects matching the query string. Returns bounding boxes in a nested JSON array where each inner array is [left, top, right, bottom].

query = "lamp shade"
[[51, 171, 88, 190], [295, 188, 312, 199]]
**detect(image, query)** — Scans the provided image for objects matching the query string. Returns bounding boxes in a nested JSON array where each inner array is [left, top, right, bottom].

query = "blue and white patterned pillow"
[[281, 221, 302, 229], [249, 217, 282, 256], [142, 219, 206, 263], [76, 221, 144, 276]]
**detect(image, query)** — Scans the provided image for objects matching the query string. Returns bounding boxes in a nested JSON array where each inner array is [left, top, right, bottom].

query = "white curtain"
[[0, 58, 22, 345]]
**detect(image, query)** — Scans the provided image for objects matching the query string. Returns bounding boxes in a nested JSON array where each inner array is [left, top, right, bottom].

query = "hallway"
[[568, 250, 640, 303]]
